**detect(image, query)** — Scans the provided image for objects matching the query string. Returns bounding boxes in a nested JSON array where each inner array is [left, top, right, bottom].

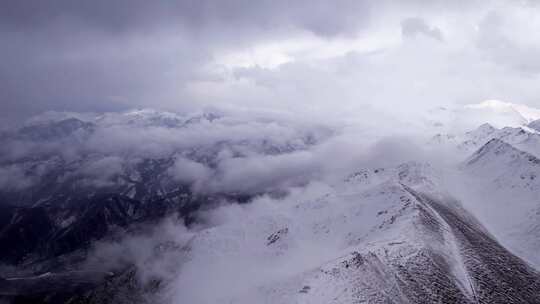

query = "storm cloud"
[[1, 0, 540, 126], [0, 0, 373, 122]]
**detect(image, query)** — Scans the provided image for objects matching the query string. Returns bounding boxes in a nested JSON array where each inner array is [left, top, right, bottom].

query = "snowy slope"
[[5, 109, 540, 303], [166, 162, 540, 304], [464, 138, 540, 190], [459, 138, 540, 268]]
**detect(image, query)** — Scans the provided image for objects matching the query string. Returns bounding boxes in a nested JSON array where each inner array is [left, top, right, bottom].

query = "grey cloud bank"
[[2, 0, 540, 127]]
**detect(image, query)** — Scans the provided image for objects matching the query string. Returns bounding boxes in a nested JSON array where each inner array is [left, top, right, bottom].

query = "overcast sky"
[[2, 0, 540, 123]]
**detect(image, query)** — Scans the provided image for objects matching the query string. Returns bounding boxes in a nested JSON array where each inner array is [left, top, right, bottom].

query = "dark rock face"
[[0, 190, 203, 303], [0, 146, 233, 265], [0, 188, 216, 265], [0, 206, 56, 264], [0, 266, 163, 304], [0, 271, 113, 302], [66, 266, 162, 304]]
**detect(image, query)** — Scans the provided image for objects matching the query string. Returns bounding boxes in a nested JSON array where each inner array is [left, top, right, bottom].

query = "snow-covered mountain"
[[0, 110, 332, 302], [456, 137, 540, 269], [164, 162, 540, 303], [3, 109, 540, 303], [464, 138, 540, 190], [430, 121, 540, 159]]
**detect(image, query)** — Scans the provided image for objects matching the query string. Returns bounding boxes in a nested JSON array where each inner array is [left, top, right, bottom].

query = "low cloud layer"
[[0, 107, 458, 198], [0, 110, 335, 196]]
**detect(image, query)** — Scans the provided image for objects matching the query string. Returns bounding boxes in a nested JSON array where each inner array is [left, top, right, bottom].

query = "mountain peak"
[[465, 138, 515, 165], [464, 100, 540, 125], [477, 122, 496, 132], [464, 137, 540, 172], [465, 122, 497, 138]]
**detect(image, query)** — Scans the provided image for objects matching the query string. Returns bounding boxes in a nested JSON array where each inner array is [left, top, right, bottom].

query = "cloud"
[[3, 0, 540, 126], [0, 104, 451, 199], [476, 9, 540, 75], [165, 181, 344, 303], [210, 151, 318, 193], [82, 216, 194, 283], [401, 17, 443, 41], [75, 156, 125, 188], [0, 165, 35, 191], [0, 0, 373, 37], [0, 110, 337, 195], [0, 0, 373, 123], [168, 157, 212, 188]]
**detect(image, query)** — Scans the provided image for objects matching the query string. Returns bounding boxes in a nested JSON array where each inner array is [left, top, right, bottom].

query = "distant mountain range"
[[3, 109, 540, 303]]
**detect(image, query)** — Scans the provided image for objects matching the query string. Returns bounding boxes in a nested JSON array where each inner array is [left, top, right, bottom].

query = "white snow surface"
[[456, 138, 540, 268], [165, 162, 475, 303], [464, 100, 540, 125]]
